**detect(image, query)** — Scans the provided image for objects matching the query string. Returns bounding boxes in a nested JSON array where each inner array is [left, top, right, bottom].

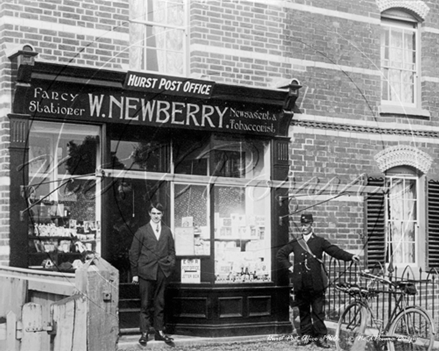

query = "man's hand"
[[132, 276, 139, 284], [352, 255, 360, 262]]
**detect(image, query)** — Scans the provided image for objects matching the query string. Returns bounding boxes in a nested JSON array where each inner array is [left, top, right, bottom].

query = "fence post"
[[4, 311, 19, 351], [75, 257, 119, 351], [51, 294, 87, 351], [21, 303, 44, 351]]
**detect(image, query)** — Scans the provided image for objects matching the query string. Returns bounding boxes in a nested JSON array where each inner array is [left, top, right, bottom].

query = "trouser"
[[295, 289, 327, 337], [139, 268, 166, 333]]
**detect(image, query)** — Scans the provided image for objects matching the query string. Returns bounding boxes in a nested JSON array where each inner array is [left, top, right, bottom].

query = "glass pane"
[[214, 186, 271, 283], [388, 69, 401, 102], [167, 29, 183, 50], [401, 73, 414, 103], [403, 31, 415, 52], [130, 0, 186, 73], [27, 122, 100, 270], [174, 184, 209, 256], [381, 69, 389, 100], [210, 136, 270, 179], [167, 51, 184, 75], [404, 221, 416, 242], [167, 0, 184, 26], [111, 139, 169, 172], [146, 47, 159, 71], [152, 0, 166, 23], [386, 176, 418, 265], [173, 134, 210, 175], [391, 29, 402, 49]]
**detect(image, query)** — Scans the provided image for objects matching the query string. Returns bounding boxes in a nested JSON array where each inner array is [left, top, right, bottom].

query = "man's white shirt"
[[151, 221, 161, 240]]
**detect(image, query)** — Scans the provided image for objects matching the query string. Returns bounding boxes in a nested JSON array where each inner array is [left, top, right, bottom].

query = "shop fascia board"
[[17, 61, 290, 108]]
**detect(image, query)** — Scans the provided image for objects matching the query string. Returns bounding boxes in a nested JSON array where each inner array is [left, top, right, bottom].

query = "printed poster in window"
[[175, 227, 194, 256], [181, 259, 200, 284]]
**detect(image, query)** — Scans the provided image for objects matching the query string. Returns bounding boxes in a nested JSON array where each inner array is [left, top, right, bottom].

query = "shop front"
[[8, 55, 299, 336]]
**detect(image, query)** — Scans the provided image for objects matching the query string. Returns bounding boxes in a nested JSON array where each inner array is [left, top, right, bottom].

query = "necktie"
[[156, 224, 159, 233]]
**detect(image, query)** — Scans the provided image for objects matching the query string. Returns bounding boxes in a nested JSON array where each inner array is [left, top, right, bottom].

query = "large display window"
[[25, 121, 101, 270], [214, 185, 271, 283], [105, 129, 272, 284]]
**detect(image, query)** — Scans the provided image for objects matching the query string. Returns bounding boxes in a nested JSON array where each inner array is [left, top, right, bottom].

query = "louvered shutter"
[[364, 175, 386, 269], [427, 179, 439, 271]]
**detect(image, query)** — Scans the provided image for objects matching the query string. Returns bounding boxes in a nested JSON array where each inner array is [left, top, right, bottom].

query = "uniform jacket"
[[129, 222, 176, 280], [276, 234, 353, 292]]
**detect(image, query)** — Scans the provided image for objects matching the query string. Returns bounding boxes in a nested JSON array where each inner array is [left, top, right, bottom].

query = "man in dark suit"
[[129, 202, 176, 347], [277, 213, 359, 348]]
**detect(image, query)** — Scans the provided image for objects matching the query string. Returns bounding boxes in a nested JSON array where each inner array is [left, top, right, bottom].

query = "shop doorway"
[[105, 177, 168, 283]]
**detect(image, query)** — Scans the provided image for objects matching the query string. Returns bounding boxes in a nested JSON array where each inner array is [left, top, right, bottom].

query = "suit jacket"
[[277, 234, 353, 292], [129, 222, 176, 280]]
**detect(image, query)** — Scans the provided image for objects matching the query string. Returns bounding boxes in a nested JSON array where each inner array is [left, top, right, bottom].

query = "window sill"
[[379, 105, 431, 119]]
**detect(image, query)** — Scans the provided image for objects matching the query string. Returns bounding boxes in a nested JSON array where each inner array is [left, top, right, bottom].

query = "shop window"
[[104, 130, 272, 284], [129, 0, 187, 75], [26, 122, 101, 270], [214, 186, 271, 283], [174, 184, 210, 257], [211, 135, 269, 179], [109, 125, 170, 172], [380, 10, 420, 109], [173, 133, 210, 176]]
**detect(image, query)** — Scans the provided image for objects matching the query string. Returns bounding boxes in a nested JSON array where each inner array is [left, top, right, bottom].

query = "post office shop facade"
[[8, 57, 299, 336]]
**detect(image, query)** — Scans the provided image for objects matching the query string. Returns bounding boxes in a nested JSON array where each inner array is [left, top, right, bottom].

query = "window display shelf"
[[29, 235, 95, 242], [214, 238, 251, 241]]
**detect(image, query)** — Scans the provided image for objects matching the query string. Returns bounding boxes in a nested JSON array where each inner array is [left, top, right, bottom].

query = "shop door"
[[104, 177, 168, 330]]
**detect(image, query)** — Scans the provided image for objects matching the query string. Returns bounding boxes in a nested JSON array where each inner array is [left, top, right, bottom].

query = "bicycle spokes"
[[387, 308, 434, 351]]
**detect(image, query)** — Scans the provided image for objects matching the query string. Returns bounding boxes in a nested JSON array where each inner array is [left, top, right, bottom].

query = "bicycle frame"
[[337, 267, 434, 347]]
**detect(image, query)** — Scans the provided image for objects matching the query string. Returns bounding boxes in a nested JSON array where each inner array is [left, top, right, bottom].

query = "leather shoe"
[[315, 337, 330, 348], [297, 335, 313, 346], [138, 333, 148, 346], [155, 331, 174, 345]]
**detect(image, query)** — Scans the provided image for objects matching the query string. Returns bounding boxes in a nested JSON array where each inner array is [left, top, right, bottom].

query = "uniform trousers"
[[296, 289, 327, 337], [139, 268, 166, 333]]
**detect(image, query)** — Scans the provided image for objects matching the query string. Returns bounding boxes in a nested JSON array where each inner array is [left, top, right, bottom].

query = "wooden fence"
[[0, 257, 119, 351]]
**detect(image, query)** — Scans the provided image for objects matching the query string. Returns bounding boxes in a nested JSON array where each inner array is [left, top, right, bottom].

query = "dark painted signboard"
[[21, 80, 283, 136], [124, 71, 215, 98]]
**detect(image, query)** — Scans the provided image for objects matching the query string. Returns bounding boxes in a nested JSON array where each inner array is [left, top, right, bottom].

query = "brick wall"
[[1, 0, 129, 68], [0, 0, 437, 268], [287, 126, 438, 253]]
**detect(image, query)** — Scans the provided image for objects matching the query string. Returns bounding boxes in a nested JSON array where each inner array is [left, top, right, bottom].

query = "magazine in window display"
[[181, 216, 193, 227], [231, 213, 246, 227], [199, 226, 209, 240], [255, 215, 265, 227], [175, 227, 194, 256]]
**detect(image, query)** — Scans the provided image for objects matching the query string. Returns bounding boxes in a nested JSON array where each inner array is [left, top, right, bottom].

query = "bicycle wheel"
[[386, 307, 434, 351], [335, 302, 369, 351]]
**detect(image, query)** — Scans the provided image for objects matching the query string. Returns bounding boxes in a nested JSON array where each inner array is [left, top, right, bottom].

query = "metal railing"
[[324, 257, 439, 340]]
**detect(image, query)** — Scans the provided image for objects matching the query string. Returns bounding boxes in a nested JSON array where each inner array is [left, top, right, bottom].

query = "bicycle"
[[334, 264, 435, 351]]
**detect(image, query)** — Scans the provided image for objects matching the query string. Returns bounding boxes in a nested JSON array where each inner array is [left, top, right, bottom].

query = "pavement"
[[117, 332, 336, 351], [117, 321, 440, 351]]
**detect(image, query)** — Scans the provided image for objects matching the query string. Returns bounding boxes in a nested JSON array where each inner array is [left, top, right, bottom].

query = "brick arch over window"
[[376, 0, 430, 21], [374, 145, 433, 174]]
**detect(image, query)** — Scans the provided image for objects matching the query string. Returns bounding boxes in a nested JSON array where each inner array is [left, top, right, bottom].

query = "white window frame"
[[380, 11, 421, 110], [129, 0, 189, 76], [385, 170, 426, 269]]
